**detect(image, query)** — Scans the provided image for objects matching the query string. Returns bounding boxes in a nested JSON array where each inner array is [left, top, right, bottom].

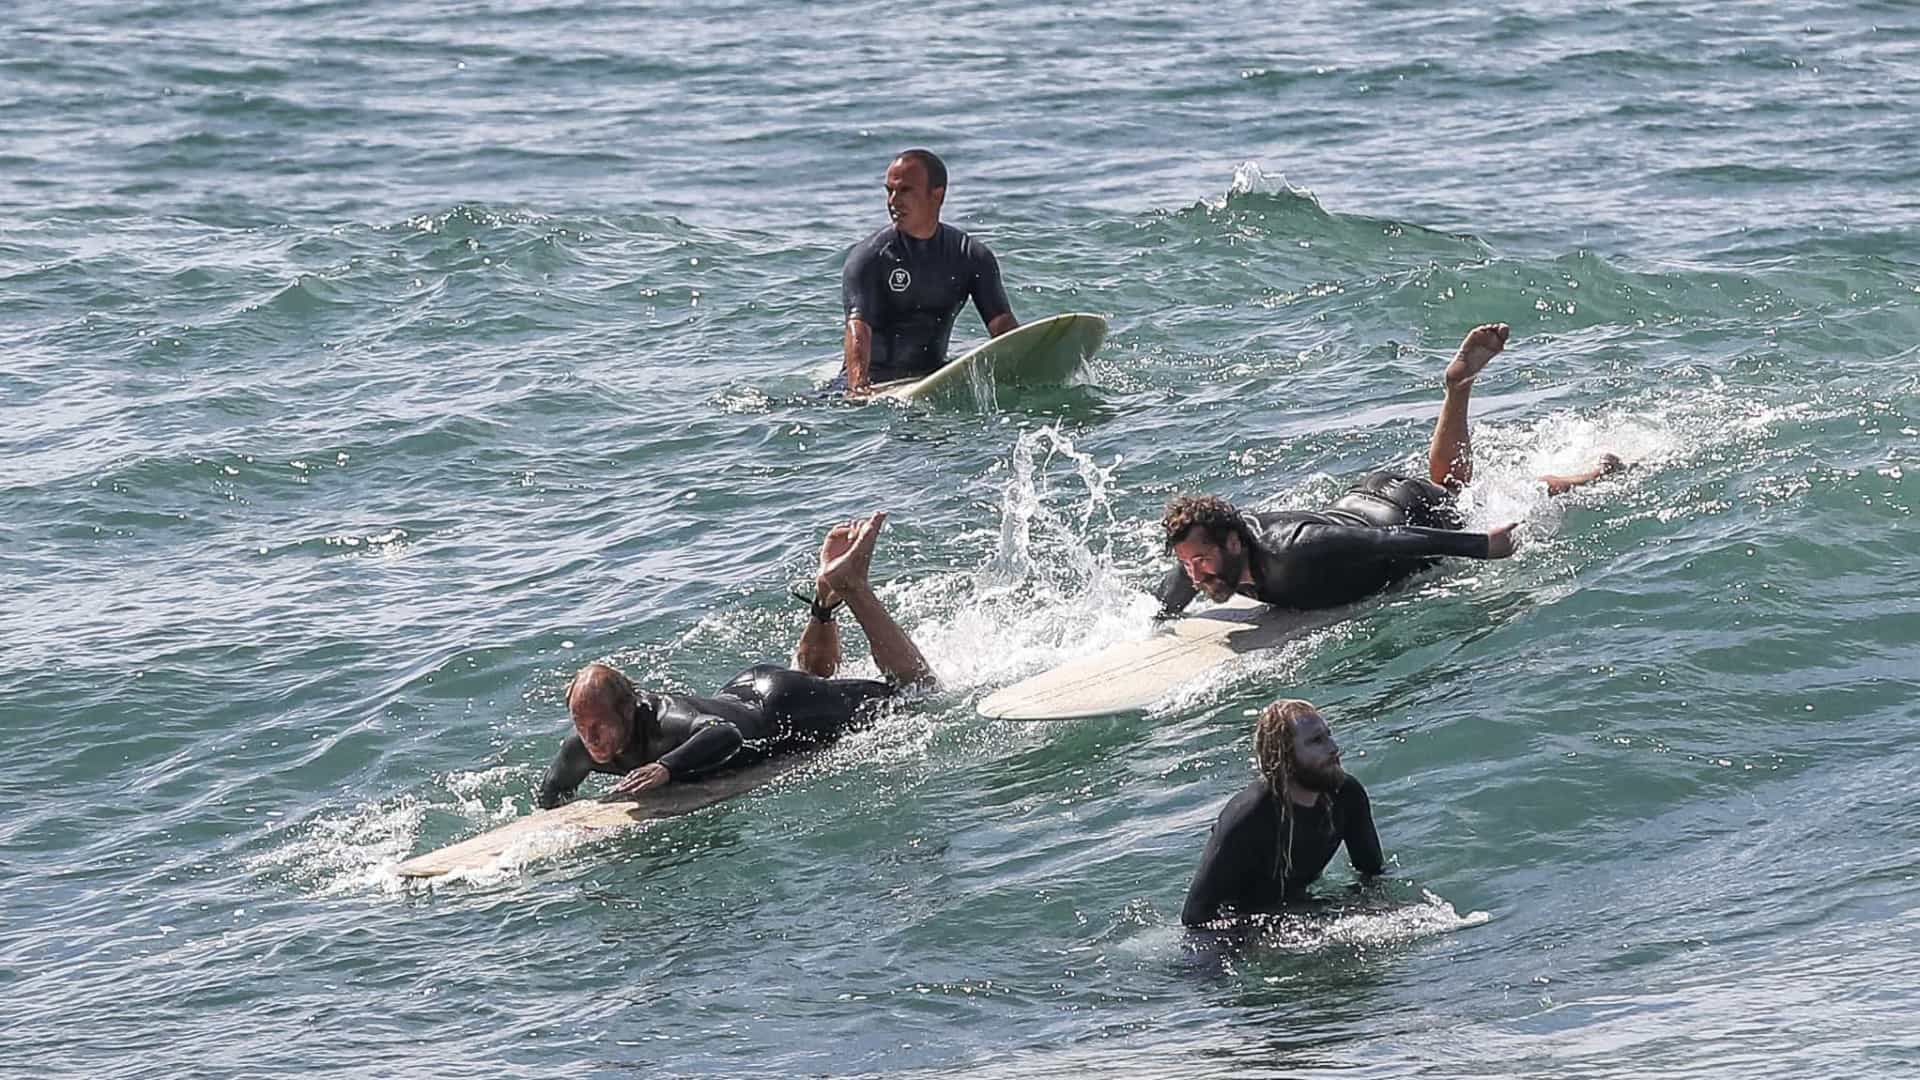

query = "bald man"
[[836, 148, 1018, 394], [536, 512, 931, 808]]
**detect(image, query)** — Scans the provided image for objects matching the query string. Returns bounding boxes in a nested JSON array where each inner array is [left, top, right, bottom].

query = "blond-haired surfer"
[[1182, 700, 1383, 926], [537, 513, 930, 807]]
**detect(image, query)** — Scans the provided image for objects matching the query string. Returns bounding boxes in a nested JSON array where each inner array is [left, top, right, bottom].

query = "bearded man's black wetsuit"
[[535, 665, 893, 808], [1156, 471, 1494, 616], [1181, 776, 1384, 927], [840, 222, 1012, 383]]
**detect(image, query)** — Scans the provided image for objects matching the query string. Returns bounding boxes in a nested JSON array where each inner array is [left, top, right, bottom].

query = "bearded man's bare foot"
[[1444, 323, 1510, 390]]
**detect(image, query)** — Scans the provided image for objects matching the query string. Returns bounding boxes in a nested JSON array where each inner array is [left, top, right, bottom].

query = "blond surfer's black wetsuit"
[[535, 664, 893, 809], [840, 222, 1012, 383], [1181, 776, 1384, 927], [1155, 471, 1491, 617]]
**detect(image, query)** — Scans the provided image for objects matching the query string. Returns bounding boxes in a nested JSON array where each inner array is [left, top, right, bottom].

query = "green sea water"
[[3, 2, 1918, 1076]]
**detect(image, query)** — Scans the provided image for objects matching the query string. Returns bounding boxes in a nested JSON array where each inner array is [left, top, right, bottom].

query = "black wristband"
[[790, 588, 843, 624]]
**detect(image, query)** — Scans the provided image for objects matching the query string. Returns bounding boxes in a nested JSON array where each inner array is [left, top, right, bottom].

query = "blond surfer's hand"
[[612, 763, 670, 795]]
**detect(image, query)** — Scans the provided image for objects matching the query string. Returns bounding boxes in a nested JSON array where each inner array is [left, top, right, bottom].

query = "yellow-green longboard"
[[871, 311, 1107, 407]]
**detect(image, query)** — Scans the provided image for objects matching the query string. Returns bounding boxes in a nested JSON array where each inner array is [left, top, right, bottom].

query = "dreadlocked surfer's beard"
[[1291, 755, 1346, 794]]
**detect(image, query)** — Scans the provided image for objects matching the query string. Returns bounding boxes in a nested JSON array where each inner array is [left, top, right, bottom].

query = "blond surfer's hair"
[[1253, 699, 1331, 882]]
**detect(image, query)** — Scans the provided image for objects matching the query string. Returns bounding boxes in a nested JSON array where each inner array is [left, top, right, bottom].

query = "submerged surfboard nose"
[[395, 752, 823, 879]]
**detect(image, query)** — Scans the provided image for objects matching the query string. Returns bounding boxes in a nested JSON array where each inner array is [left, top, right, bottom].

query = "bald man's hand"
[[612, 763, 670, 795]]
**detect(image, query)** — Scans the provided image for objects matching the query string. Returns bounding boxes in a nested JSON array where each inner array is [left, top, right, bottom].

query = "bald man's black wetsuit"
[[840, 222, 1012, 384], [1156, 472, 1492, 616], [536, 665, 892, 808], [1181, 776, 1384, 927]]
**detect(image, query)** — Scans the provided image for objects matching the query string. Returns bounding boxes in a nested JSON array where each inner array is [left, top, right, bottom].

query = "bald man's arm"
[[969, 242, 1016, 337], [841, 240, 886, 393], [843, 316, 875, 394]]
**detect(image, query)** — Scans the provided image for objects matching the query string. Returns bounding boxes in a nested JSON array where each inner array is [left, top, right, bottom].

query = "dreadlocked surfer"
[[1181, 699, 1384, 926]]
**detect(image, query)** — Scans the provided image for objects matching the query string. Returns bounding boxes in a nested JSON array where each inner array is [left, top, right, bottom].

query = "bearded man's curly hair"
[[1160, 494, 1248, 554]]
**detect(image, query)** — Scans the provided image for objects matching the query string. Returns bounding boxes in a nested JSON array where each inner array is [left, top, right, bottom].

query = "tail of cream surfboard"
[[977, 599, 1346, 721]]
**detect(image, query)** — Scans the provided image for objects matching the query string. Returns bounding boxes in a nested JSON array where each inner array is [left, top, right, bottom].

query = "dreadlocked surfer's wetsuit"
[[1181, 776, 1383, 927], [1156, 471, 1492, 616], [536, 665, 893, 808]]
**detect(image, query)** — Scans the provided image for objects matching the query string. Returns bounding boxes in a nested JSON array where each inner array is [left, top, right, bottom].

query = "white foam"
[[245, 795, 429, 897], [892, 424, 1163, 696], [1242, 889, 1492, 952], [250, 765, 538, 895]]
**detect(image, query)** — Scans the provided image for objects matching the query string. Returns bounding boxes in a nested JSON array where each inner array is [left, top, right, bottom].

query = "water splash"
[[1242, 888, 1491, 952], [983, 423, 1122, 588], [899, 425, 1159, 694], [1223, 160, 1320, 206], [246, 766, 525, 895]]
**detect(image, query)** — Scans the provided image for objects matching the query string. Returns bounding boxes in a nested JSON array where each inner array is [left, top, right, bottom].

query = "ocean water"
[[4, 2, 1919, 1076]]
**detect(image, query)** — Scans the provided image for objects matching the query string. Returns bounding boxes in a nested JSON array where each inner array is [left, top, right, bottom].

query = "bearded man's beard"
[[1196, 547, 1247, 601]]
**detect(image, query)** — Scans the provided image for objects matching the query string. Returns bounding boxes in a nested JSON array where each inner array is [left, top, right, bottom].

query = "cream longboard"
[[976, 596, 1349, 721], [396, 753, 818, 879], [869, 311, 1107, 407]]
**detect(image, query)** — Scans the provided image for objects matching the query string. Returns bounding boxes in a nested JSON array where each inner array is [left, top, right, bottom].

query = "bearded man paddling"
[[1156, 323, 1625, 617], [1181, 699, 1384, 926]]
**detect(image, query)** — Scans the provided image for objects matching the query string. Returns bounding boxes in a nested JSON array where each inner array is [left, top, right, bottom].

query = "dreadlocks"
[[1253, 699, 1334, 883]]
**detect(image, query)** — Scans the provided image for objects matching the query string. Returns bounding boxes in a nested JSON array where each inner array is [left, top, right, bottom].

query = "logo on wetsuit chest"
[[887, 267, 912, 292]]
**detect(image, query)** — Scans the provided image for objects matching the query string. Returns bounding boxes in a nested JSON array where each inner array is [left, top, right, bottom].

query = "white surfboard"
[[976, 596, 1349, 721], [870, 311, 1107, 407], [396, 753, 819, 879]]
